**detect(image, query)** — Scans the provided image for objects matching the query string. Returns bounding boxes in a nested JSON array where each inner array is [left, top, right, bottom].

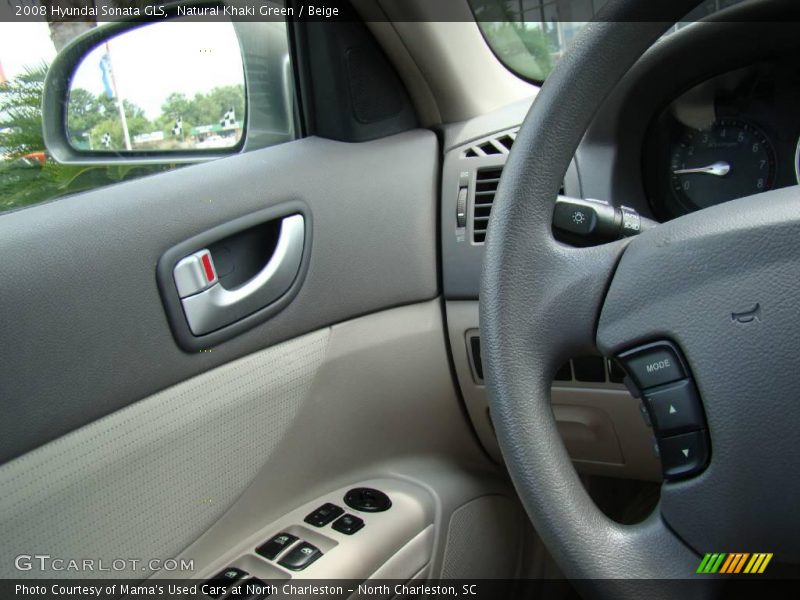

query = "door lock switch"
[[304, 503, 344, 527], [332, 513, 364, 535]]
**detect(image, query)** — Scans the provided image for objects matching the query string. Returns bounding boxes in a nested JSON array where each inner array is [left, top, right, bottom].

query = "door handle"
[[176, 214, 305, 335]]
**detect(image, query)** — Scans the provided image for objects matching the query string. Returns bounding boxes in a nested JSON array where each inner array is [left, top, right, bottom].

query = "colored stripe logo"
[[697, 553, 772, 574]]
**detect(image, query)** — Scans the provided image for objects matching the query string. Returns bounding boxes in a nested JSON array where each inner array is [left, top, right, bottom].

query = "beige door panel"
[[1, 300, 524, 584], [160, 300, 523, 583], [0, 328, 329, 580]]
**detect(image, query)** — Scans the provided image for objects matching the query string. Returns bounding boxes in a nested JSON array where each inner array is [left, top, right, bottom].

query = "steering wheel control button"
[[205, 567, 247, 598], [255, 532, 298, 560], [643, 380, 706, 436], [618, 342, 685, 391], [657, 430, 709, 480], [278, 542, 323, 571], [332, 513, 365, 535], [304, 502, 344, 527]]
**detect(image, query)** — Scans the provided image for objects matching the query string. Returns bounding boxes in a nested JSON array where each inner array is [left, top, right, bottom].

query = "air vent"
[[473, 167, 502, 243], [468, 335, 623, 387], [471, 165, 566, 244], [462, 130, 517, 158]]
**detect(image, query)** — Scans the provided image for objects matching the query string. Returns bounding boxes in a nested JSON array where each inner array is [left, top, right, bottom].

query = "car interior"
[[1, 0, 799, 598]]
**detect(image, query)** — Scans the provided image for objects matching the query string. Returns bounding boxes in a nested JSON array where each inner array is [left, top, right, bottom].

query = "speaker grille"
[[441, 495, 521, 579]]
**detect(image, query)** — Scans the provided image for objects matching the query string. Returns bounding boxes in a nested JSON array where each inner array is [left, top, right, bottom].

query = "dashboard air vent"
[[472, 166, 565, 244], [469, 335, 624, 386], [463, 131, 517, 158], [473, 167, 503, 243]]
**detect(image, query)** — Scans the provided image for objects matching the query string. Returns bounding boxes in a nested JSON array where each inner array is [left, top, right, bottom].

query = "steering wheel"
[[479, 0, 800, 596]]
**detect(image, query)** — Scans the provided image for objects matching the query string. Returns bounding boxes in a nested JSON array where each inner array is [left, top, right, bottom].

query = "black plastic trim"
[[291, 4, 418, 142]]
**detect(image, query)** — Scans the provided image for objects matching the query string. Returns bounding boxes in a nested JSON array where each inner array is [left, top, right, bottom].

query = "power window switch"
[[332, 513, 364, 535], [658, 430, 709, 480], [304, 502, 344, 527], [255, 532, 297, 560], [278, 542, 323, 571], [205, 567, 247, 598]]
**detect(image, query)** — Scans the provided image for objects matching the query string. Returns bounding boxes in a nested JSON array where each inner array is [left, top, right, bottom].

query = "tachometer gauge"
[[669, 119, 776, 212]]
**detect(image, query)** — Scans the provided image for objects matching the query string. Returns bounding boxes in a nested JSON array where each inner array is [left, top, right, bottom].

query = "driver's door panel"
[[0, 129, 527, 582], [0, 131, 438, 464]]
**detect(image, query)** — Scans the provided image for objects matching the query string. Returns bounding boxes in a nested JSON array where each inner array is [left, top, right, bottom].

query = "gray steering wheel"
[[479, 0, 800, 596]]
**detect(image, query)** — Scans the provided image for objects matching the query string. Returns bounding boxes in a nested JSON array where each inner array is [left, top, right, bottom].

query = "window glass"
[[0, 17, 294, 214], [470, 0, 751, 82]]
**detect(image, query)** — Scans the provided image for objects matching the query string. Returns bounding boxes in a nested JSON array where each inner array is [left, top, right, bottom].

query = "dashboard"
[[645, 61, 800, 220]]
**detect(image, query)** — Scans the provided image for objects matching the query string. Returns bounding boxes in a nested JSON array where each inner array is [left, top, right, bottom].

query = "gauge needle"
[[673, 161, 731, 177]]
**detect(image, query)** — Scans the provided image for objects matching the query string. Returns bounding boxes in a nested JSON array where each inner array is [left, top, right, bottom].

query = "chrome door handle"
[[176, 214, 305, 335]]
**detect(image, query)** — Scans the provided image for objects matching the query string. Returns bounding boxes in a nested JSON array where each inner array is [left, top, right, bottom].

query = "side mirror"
[[42, 8, 295, 165]]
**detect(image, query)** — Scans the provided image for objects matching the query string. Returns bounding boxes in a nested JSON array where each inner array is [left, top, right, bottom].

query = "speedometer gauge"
[[669, 119, 776, 211]]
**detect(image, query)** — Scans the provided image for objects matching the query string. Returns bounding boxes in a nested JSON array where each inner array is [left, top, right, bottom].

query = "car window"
[[0, 18, 294, 214], [469, 0, 751, 82]]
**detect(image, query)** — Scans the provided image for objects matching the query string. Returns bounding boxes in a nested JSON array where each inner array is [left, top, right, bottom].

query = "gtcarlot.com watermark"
[[14, 554, 194, 573]]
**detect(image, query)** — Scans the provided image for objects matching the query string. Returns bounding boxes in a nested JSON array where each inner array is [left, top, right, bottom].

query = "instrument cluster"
[[645, 62, 800, 219]]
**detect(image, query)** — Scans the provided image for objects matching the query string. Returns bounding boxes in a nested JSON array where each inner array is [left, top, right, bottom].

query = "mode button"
[[618, 342, 685, 391]]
